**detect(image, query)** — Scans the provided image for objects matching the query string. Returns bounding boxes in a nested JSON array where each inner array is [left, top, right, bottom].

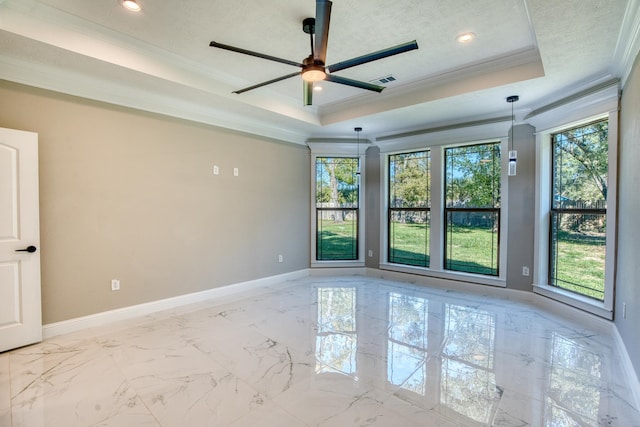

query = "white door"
[[0, 127, 41, 352]]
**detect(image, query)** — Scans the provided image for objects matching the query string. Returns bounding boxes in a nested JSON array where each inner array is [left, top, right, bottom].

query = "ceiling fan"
[[209, 0, 419, 106]]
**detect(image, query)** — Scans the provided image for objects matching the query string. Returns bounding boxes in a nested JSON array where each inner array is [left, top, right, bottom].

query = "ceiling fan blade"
[[325, 74, 385, 93], [210, 41, 304, 68], [327, 40, 419, 73], [314, 0, 332, 63], [233, 71, 301, 94], [304, 81, 313, 106]]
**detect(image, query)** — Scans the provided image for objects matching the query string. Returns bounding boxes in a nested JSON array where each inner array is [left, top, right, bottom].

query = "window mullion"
[[430, 148, 444, 271]]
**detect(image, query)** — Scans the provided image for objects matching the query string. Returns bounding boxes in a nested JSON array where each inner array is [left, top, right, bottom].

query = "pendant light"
[[507, 95, 519, 176], [354, 127, 362, 184]]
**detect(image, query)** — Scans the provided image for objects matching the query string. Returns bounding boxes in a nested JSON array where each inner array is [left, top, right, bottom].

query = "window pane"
[[316, 157, 359, 261], [445, 143, 500, 208], [444, 142, 500, 276], [389, 151, 430, 208], [389, 151, 430, 267], [552, 121, 608, 209], [550, 120, 608, 300], [317, 209, 358, 260], [389, 210, 430, 267], [550, 212, 606, 300], [316, 157, 359, 208], [445, 210, 499, 275]]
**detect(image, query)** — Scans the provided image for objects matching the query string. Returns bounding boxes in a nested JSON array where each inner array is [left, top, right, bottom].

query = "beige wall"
[[505, 124, 536, 291], [0, 81, 310, 324], [617, 53, 640, 379]]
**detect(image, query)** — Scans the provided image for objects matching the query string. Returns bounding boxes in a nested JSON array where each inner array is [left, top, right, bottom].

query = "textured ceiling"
[[0, 0, 636, 143]]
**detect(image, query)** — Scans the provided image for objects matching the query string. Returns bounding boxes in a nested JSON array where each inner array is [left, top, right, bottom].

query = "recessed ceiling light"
[[313, 85, 323, 92], [456, 32, 476, 43], [122, 0, 141, 12]]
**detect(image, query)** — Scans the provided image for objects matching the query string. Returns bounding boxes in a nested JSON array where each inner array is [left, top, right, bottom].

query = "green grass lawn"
[[317, 219, 358, 260], [389, 222, 429, 267], [552, 230, 606, 300], [389, 222, 498, 274], [318, 220, 605, 300]]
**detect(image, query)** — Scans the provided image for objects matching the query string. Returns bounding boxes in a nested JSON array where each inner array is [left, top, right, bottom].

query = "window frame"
[[548, 119, 608, 301], [443, 141, 502, 276], [309, 142, 366, 268], [387, 150, 431, 268], [530, 84, 619, 319]]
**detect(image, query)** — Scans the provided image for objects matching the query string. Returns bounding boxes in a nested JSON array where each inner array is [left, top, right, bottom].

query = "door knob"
[[15, 245, 37, 253]]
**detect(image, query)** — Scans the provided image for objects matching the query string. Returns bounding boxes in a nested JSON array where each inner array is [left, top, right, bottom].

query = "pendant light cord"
[[506, 95, 519, 151], [510, 100, 514, 151], [355, 127, 362, 176]]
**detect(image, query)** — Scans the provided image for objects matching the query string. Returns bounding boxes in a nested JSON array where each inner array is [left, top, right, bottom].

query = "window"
[[530, 82, 618, 318], [388, 151, 430, 267], [444, 142, 501, 276], [550, 120, 608, 301], [382, 129, 507, 286], [315, 157, 359, 261]]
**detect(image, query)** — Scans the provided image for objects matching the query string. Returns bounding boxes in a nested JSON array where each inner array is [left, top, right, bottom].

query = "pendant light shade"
[[507, 95, 519, 176]]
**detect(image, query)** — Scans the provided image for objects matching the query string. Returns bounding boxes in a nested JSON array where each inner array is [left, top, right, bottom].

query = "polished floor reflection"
[[2, 275, 639, 426]]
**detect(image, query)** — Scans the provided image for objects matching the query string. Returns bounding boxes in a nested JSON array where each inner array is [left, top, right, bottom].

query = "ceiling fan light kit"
[[209, 0, 418, 105], [301, 56, 326, 82]]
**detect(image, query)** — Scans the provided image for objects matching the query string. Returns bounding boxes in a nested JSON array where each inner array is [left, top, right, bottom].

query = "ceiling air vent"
[[371, 75, 397, 85]]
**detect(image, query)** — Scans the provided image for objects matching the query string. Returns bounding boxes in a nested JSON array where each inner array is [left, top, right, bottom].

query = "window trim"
[[529, 83, 619, 319], [377, 120, 511, 288], [309, 142, 366, 268]]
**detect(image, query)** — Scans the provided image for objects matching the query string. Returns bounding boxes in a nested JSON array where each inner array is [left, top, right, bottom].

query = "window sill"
[[532, 283, 613, 320], [379, 263, 506, 288]]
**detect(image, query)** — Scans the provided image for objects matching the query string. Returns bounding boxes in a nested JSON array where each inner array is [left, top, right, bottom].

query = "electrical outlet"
[[111, 279, 120, 291], [368, 250, 373, 257], [213, 165, 219, 175], [522, 266, 530, 276], [278, 254, 283, 263], [233, 167, 239, 177]]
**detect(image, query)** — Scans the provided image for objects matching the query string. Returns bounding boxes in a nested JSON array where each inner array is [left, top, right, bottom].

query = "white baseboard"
[[43, 269, 309, 339], [613, 326, 640, 412]]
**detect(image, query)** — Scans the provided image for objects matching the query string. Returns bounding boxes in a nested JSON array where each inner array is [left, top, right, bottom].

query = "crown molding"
[[614, 0, 640, 86]]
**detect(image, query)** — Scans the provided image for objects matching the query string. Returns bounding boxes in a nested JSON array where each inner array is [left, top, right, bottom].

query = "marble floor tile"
[[0, 354, 10, 427], [2, 275, 639, 426]]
